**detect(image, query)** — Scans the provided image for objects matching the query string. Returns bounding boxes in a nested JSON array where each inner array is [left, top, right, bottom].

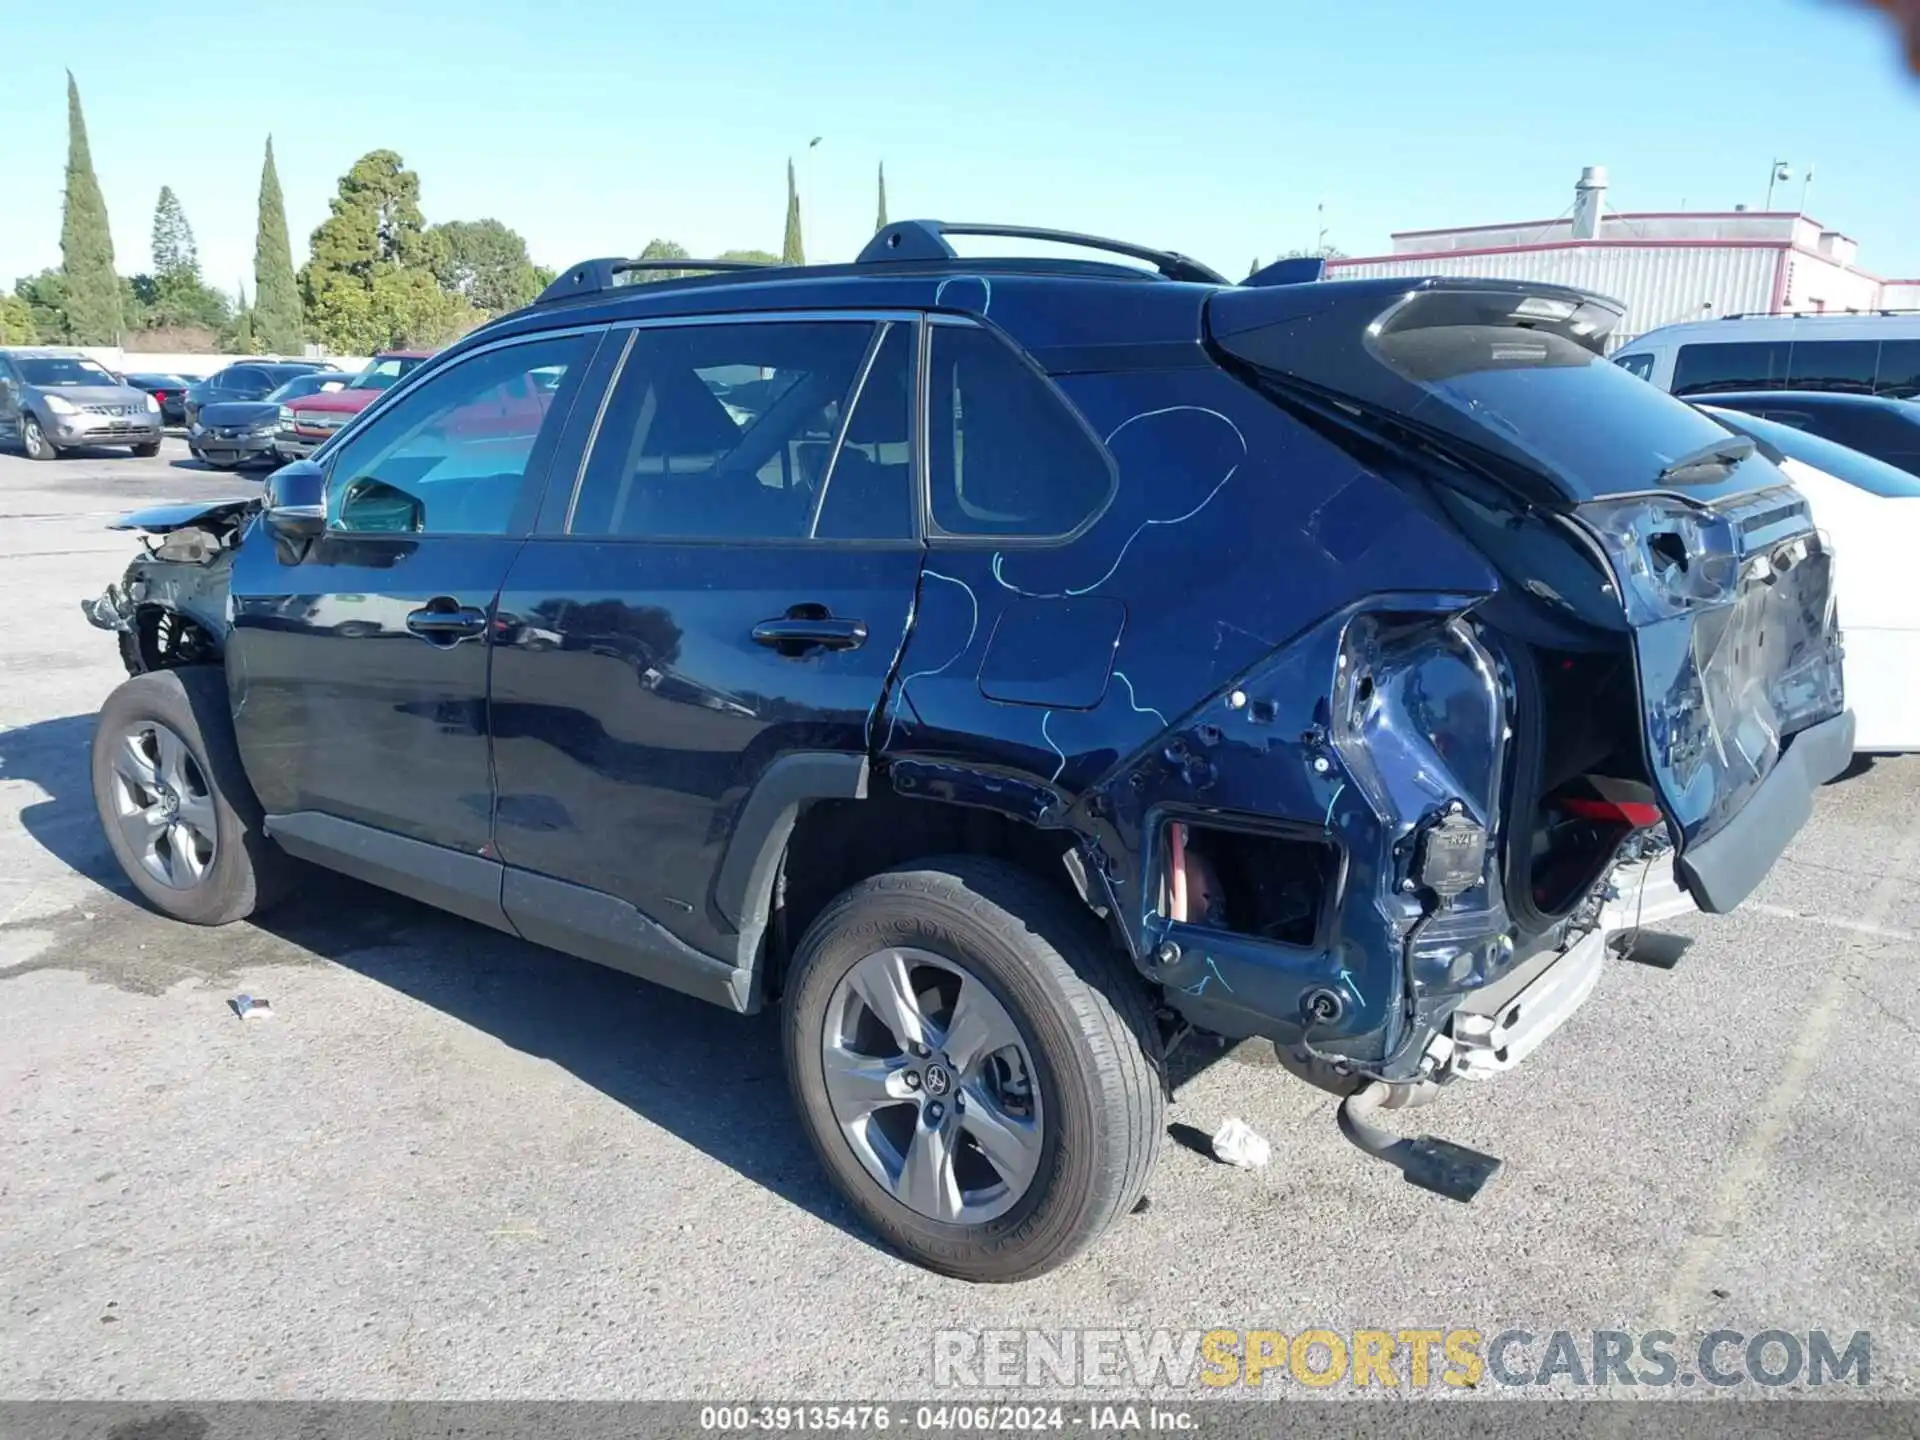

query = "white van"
[[1612, 314, 1920, 399]]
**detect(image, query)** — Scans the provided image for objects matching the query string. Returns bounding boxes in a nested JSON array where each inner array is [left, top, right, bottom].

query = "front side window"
[[567, 319, 913, 541], [1873, 339, 1920, 399], [353, 356, 422, 392], [324, 334, 590, 535], [1613, 352, 1655, 381], [926, 323, 1113, 538], [19, 355, 116, 387]]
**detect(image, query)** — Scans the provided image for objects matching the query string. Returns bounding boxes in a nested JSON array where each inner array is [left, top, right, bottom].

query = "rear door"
[[225, 329, 602, 920], [489, 314, 923, 961]]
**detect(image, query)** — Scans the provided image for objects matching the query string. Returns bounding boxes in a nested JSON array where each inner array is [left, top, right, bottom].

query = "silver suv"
[[0, 347, 164, 460]]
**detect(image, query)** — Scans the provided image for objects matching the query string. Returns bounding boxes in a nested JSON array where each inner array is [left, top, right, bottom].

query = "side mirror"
[[263, 461, 326, 562]]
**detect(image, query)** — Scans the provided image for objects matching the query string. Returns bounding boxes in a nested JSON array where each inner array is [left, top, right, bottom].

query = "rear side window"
[[1786, 340, 1878, 394], [568, 320, 913, 542], [1613, 352, 1654, 381], [926, 323, 1112, 538], [1671, 341, 1789, 396], [1875, 340, 1920, 399]]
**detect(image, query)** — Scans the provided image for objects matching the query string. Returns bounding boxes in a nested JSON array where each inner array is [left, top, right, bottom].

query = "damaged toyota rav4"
[[82, 223, 1852, 1282]]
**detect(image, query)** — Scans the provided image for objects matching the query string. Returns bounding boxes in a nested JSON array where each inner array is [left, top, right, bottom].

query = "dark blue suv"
[[82, 223, 1853, 1281]]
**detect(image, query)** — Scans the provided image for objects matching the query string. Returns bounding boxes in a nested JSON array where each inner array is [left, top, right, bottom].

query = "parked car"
[[1612, 312, 1920, 399], [189, 371, 360, 471], [121, 372, 192, 425], [0, 347, 164, 459], [1679, 391, 1920, 476], [275, 351, 431, 459], [183, 361, 333, 430], [79, 227, 1852, 1281], [1698, 404, 1920, 753]]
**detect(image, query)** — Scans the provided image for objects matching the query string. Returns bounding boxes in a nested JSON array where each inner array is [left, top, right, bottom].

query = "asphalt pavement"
[[2, 437, 1917, 1402]]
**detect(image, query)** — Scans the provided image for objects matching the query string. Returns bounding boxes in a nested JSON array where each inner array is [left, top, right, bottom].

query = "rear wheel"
[[91, 667, 292, 925], [21, 413, 57, 461], [783, 856, 1164, 1282]]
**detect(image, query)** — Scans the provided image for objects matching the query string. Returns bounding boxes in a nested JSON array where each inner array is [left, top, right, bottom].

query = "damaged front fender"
[[82, 496, 254, 673]]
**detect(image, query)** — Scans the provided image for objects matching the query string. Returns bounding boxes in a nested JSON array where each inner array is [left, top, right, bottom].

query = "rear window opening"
[[1157, 820, 1337, 949], [1518, 645, 1660, 920]]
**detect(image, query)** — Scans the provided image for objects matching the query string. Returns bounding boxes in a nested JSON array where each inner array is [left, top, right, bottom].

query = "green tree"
[[782, 158, 804, 266], [14, 270, 69, 342], [718, 248, 779, 266], [875, 162, 888, 233], [428, 217, 541, 312], [58, 72, 123, 343], [301, 149, 476, 352], [628, 237, 691, 283], [0, 294, 34, 344], [224, 281, 258, 353], [142, 187, 229, 331], [253, 138, 304, 353]]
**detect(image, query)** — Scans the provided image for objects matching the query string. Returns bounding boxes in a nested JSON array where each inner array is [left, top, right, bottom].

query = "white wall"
[[74, 348, 372, 378]]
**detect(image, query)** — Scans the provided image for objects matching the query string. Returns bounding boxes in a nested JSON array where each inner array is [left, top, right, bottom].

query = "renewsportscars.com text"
[[932, 1328, 1872, 1390]]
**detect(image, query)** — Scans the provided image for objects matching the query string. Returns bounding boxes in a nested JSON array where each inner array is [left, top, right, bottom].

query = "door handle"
[[751, 614, 868, 654], [406, 601, 489, 643]]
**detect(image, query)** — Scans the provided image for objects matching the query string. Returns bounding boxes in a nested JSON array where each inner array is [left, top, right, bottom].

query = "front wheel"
[[132, 441, 161, 458], [91, 667, 293, 925], [21, 413, 57, 461], [783, 856, 1165, 1282]]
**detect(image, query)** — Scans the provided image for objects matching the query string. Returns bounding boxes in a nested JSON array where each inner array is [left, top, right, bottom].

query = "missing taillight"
[[1158, 820, 1336, 949]]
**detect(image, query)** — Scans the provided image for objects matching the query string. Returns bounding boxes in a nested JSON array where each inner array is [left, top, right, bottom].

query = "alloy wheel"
[[106, 721, 217, 889], [820, 947, 1045, 1224]]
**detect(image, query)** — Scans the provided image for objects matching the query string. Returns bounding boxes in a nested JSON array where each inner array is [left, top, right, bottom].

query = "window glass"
[[1785, 340, 1879, 393], [1873, 340, 1920, 399], [1703, 407, 1920, 498], [229, 367, 266, 392], [568, 321, 876, 539], [813, 323, 915, 540], [927, 324, 1113, 537], [1670, 341, 1789, 396], [19, 355, 115, 387], [324, 334, 589, 535], [1613, 352, 1654, 381]]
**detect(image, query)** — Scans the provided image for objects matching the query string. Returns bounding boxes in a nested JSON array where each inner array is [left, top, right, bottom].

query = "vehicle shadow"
[[0, 711, 879, 1254]]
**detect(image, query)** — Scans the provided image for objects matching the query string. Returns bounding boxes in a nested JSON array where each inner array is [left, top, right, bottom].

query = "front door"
[[226, 330, 602, 872], [489, 315, 923, 959]]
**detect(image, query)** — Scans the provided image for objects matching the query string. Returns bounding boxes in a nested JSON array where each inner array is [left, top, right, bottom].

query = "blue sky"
[[4, 0, 1918, 299]]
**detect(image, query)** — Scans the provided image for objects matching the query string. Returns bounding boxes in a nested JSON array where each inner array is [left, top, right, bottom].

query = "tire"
[[201, 454, 239, 471], [783, 855, 1164, 1282], [132, 441, 161, 458], [21, 413, 57, 461], [91, 666, 293, 926]]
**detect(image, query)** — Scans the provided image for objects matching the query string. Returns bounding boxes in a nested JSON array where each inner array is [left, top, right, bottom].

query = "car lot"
[[2, 438, 1918, 1401]]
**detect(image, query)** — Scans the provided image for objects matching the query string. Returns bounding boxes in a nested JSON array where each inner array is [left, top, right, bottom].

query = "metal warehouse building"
[[1327, 166, 1920, 346]]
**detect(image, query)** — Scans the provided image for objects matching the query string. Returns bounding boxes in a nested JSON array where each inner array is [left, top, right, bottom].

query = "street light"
[[806, 136, 823, 245], [1765, 159, 1792, 211]]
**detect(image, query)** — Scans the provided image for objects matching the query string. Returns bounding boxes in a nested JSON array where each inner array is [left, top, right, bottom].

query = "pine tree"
[[151, 187, 198, 282], [875, 163, 888, 233], [253, 137, 304, 354], [58, 73, 123, 344], [782, 158, 805, 266]]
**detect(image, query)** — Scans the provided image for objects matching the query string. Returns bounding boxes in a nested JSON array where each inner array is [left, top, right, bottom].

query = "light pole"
[[1765, 159, 1791, 211], [806, 136, 823, 245]]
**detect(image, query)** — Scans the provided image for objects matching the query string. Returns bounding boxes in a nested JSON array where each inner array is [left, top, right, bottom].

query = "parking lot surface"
[[2, 439, 1917, 1401]]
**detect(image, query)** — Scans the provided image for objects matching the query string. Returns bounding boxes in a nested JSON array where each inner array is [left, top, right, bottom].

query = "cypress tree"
[[782, 158, 805, 266], [58, 72, 123, 344], [875, 163, 888, 233], [253, 137, 303, 354], [151, 187, 198, 283]]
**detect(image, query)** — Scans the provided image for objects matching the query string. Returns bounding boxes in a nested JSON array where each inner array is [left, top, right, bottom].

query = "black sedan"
[[1691, 391, 1920, 476], [188, 370, 358, 470], [182, 361, 335, 429], [120, 372, 191, 425]]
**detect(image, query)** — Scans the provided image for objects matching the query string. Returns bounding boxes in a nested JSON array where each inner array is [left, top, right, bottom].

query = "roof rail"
[[535, 255, 779, 306], [1716, 307, 1920, 321], [858, 220, 1227, 285]]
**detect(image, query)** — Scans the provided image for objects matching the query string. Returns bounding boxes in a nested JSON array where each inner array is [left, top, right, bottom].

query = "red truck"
[[275, 350, 432, 460]]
